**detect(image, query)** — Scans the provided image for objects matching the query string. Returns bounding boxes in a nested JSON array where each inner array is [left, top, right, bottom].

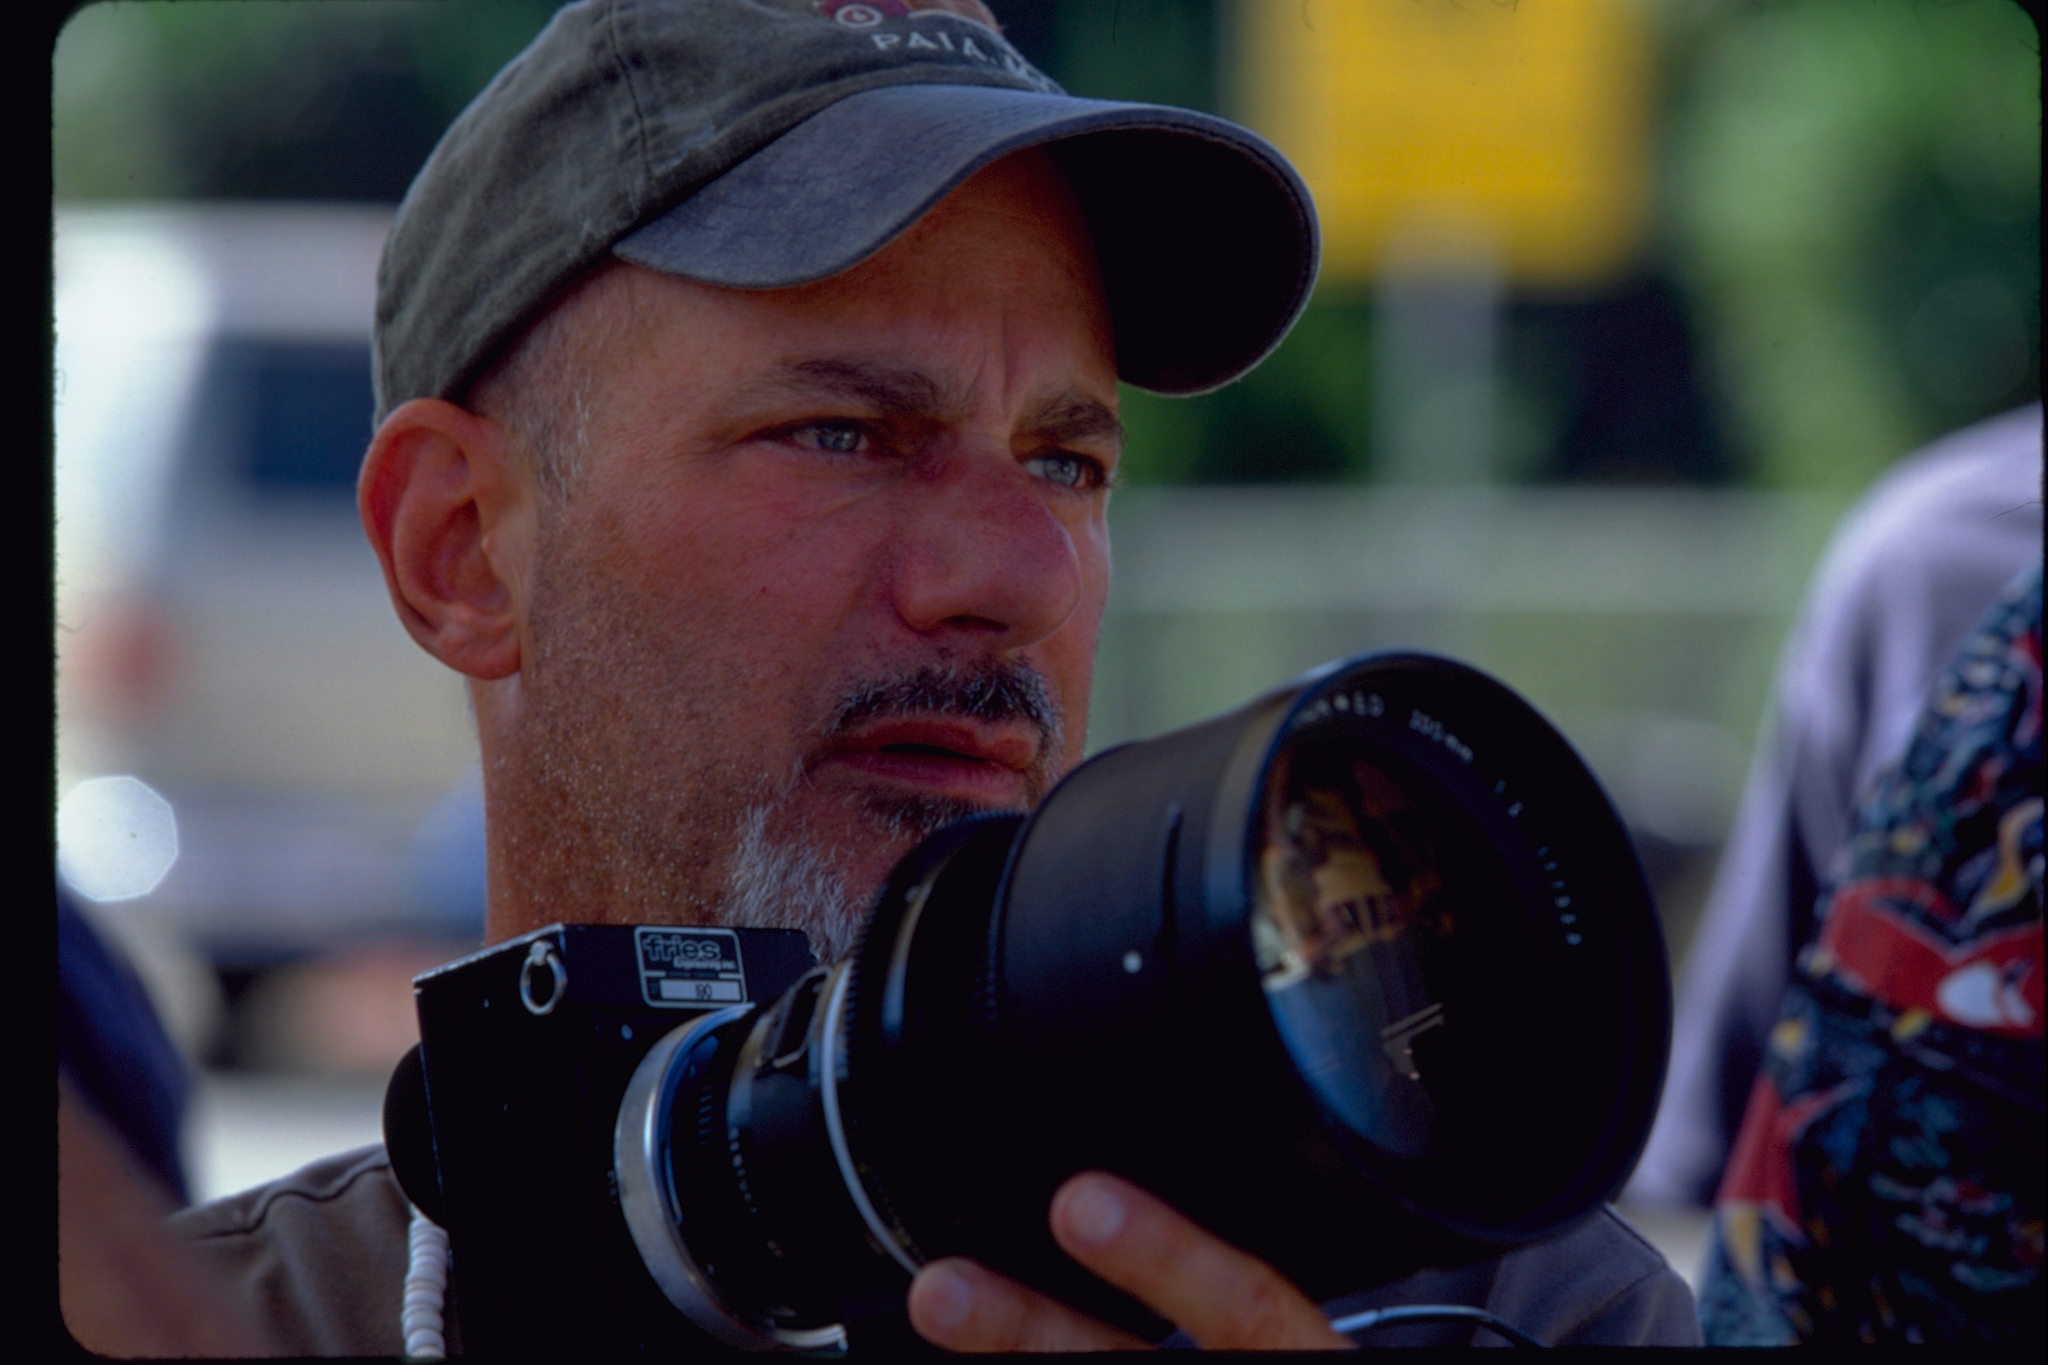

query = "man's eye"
[[1024, 453, 1101, 490], [796, 422, 868, 454]]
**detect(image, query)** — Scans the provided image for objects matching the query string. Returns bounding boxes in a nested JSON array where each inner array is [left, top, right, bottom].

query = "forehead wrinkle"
[[737, 357, 968, 420]]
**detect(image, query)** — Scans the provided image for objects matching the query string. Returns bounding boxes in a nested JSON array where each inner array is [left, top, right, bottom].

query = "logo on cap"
[[816, 1, 1002, 32], [820, 1, 890, 25]]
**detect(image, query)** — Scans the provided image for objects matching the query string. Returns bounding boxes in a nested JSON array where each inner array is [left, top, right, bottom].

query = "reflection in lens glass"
[[1252, 742, 1451, 1159]]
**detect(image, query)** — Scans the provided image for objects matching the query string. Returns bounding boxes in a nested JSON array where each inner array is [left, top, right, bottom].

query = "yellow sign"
[[1236, 0, 1652, 286]]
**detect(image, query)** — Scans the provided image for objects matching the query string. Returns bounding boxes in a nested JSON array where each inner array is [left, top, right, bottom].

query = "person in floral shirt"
[[1699, 562, 2042, 1344]]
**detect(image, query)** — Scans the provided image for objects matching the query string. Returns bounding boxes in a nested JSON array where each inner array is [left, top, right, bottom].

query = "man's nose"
[[890, 457, 1085, 650]]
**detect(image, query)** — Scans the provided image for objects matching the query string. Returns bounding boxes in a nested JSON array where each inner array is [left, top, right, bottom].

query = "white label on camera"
[[636, 927, 747, 1009], [657, 978, 743, 1002]]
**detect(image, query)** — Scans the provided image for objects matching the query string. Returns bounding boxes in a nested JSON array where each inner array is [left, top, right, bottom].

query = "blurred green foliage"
[[1660, 0, 2040, 490], [54, 1, 563, 201], [52, 0, 2039, 492], [1051, 0, 1218, 111]]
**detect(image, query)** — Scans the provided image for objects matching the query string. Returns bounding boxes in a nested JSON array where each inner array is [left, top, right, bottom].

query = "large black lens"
[[619, 653, 1669, 1345]]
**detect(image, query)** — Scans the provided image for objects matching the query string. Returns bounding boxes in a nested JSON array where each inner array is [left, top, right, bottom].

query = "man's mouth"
[[814, 718, 1039, 807]]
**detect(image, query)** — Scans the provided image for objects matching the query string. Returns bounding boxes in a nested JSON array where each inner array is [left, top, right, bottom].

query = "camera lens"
[[617, 652, 1669, 1345]]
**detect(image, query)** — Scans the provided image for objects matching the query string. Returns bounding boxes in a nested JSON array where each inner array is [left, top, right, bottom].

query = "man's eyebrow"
[[1026, 390, 1123, 451], [736, 361, 1120, 449], [739, 358, 959, 416]]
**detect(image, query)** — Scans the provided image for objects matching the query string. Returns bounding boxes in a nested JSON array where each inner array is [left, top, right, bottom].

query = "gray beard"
[[713, 789, 990, 964], [714, 804, 860, 963]]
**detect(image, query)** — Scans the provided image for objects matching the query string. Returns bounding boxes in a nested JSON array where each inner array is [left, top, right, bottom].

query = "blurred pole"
[[1373, 217, 1502, 485]]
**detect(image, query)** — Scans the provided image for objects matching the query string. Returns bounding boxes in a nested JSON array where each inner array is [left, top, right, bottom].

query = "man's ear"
[[358, 398, 532, 680]]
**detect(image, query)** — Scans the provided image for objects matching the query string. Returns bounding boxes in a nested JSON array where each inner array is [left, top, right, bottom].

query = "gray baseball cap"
[[374, 0, 1320, 424]]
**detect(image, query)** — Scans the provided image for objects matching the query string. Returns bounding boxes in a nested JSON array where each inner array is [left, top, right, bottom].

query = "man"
[[172, 0, 1696, 1350]]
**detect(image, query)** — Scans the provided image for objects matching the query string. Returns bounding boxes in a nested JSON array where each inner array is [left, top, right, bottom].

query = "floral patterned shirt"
[[1698, 563, 2042, 1344]]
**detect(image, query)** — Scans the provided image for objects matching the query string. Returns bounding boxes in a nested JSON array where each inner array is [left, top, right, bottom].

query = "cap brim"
[[613, 84, 1319, 395]]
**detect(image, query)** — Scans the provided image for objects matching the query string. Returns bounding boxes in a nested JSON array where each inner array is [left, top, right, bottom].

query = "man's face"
[[496, 149, 1117, 955]]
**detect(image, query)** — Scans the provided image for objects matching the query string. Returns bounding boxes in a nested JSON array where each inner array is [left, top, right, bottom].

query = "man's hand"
[[905, 1171, 1352, 1351]]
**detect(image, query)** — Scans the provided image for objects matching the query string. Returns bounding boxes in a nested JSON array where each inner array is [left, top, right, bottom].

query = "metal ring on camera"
[[614, 1007, 772, 1351], [518, 941, 568, 1015], [817, 961, 923, 1277]]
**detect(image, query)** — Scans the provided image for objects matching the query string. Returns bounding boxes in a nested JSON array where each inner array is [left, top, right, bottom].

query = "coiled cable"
[[402, 1206, 450, 1358]]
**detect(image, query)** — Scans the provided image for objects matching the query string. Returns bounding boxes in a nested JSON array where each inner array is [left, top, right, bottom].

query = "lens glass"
[[1249, 715, 1546, 1190], [1252, 737, 1459, 1157]]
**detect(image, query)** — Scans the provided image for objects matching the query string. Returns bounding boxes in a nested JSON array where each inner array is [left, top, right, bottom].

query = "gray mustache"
[[828, 662, 1062, 753]]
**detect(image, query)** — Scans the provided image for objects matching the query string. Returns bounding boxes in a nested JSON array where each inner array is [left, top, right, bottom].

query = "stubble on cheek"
[[503, 506, 791, 928]]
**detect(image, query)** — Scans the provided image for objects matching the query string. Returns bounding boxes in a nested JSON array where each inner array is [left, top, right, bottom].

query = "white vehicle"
[[55, 204, 484, 974]]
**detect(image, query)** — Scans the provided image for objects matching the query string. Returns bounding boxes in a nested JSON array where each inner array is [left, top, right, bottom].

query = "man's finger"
[[907, 1256, 1154, 1353], [1048, 1171, 1352, 1351]]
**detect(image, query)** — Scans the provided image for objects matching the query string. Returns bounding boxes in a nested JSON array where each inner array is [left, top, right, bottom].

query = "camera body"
[[385, 924, 817, 1356]]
